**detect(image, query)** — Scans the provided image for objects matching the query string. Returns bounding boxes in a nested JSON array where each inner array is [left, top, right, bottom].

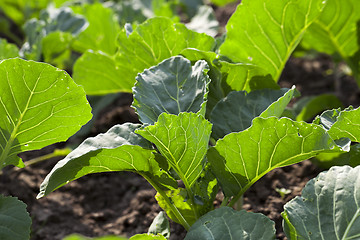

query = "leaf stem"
[[24, 148, 72, 167], [220, 196, 230, 207], [142, 175, 191, 231], [183, 180, 200, 220]]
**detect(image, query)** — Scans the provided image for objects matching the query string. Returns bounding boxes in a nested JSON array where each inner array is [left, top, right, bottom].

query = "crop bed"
[[1, 55, 358, 239]]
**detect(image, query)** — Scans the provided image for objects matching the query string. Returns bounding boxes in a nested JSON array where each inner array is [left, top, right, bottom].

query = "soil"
[[2, 2, 360, 240]]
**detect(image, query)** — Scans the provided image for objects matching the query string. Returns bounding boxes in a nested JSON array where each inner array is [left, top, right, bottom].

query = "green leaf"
[[283, 165, 360, 239], [38, 123, 176, 198], [314, 106, 360, 142], [184, 207, 276, 240], [73, 51, 127, 94], [0, 58, 92, 169], [129, 234, 166, 240], [209, 0, 238, 7], [219, 0, 327, 81], [208, 117, 341, 199], [71, 3, 120, 54], [215, 60, 278, 92], [148, 211, 170, 239], [291, 94, 343, 122], [137, 112, 212, 188], [133, 56, 210, 124], [181, 49, 278, 116], [155, 188, 198, 226], [210, 86, 297, 139], [73, 17, 215, 94], [63, 234, 128, 240], [0, 195, 31, 240], [0, 0, 50, 26], [42, 32, 73, 69], [301, 0, 360, 80], [0, 39, 19, 60], [313, 143, 360, 169]]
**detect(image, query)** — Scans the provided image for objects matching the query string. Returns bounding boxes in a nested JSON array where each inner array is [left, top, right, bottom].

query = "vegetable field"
[[1, 0, 360, 239]]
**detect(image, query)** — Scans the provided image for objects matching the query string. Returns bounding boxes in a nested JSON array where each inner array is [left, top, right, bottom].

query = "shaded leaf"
[[290, 94, 343, 122], [0, 58, 92, 169], [313, 143, 360, 169], [133, 56, 210, 124], [0, 195, 31, 240], [210, 87, 297, 139], [185, 207, 276, 240], [219, 0, 327, 81], [42, 31, 73, 69], [283, 165, 360, 239]]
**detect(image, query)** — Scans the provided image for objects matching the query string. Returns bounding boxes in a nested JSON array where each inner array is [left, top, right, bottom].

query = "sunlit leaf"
[[220, 0, 327, 81], [0, 58, 92, 169]]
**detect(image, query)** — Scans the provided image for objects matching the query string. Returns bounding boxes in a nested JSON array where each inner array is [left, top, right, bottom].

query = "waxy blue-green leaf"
[[184, 207, 276, 240], [73, 17, 215, 94], [20, 6, 88, 61], [109, 0, 180, 27], [219, 0, 327, 81], [148, 211, 170, 239], [314, 106, 360, 142], [208, 117, 341, 199], [38, 123, 177, 198], [210, 86, 297, 139], [0, 195, 31, 240], [301, 0, 360, 80], [71, 3, 120, 55], [185, 5, 219, 37], [283, 165, 360, 239], [0, 58, 92, 169], [133, 56, 210, 125], [0, 39, 19, 60], [137, 112, 212, 188]]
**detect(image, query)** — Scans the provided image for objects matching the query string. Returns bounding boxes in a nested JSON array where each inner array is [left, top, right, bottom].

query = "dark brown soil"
[[2, 2, 360, 240]]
